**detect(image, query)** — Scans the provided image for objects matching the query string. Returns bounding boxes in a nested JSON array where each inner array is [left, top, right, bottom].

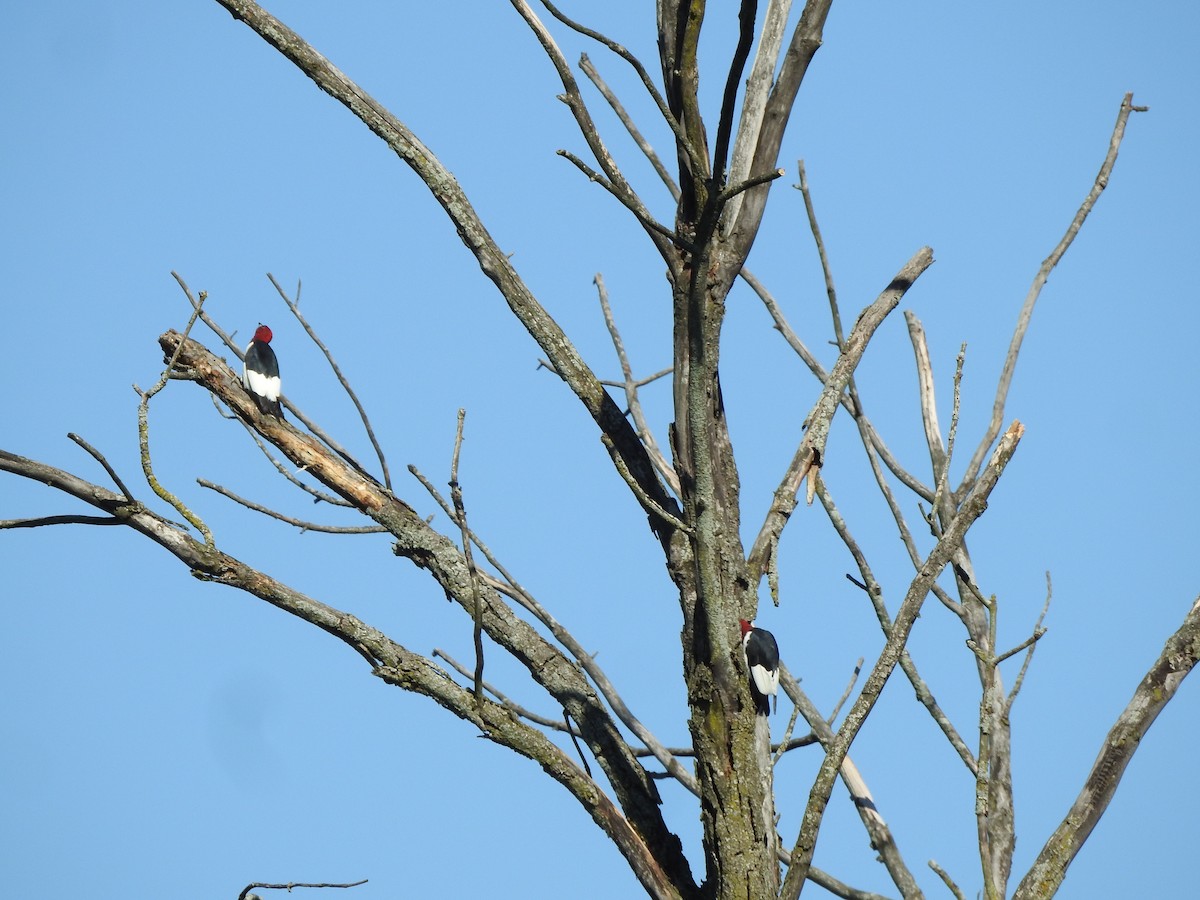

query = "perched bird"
[[242, 324, 283, 417], [739, 619, 780, 715]]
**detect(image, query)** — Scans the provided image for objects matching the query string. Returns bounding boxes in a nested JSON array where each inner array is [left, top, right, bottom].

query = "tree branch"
[[267, 274, 392, 490], [782, 421, 1024, 899], [595, 273, 680, 496], [1006, 574, 1053, 710], [512, 0, 683, 266], [172, 271, 374, 483], [556, 149, 689, 248], [1, 514, 123, 529], [1013, 594, 1200, 900], [723, 0, 796, 232], [409, 462, 699, 796], [136, 290, 214, 546], [747, 247, 935, 585], [724, 0, 834, 277], [580, 53, 680, 200], [197, 479, 386, 534], [238, 880, 367, 900], [539, 1, 704, 182], [152, 327, 696, 894], [0, 437, 690, 900], [961, 92, 1145, 489], [780, 666, 925, 899], [711, 0, 758, 186], [744, 265, 935, 502], [817, 480, 977, 773], [68, 432, 136, 501], [448, 409, 486, 704]]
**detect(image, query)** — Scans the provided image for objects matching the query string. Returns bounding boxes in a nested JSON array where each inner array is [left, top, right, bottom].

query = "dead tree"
[[2, 3, 1196, 899]]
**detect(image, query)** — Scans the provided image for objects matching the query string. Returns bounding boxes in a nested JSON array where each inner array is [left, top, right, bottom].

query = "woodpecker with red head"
[[739, 619, 780, 715], [243, 324, 283, 418]]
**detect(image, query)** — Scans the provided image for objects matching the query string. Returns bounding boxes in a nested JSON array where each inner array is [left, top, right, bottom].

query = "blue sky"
[[2, 3, 1197, 898]]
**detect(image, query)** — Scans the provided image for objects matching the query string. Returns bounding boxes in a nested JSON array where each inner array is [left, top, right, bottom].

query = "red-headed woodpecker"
[[739, 619, 780, 715], [242, 324, 283, 418]]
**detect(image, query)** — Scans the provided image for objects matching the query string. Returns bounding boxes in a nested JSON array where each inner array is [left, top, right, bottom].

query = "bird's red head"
[[253, 324, 274, 344], [739, 619, 753, 636]]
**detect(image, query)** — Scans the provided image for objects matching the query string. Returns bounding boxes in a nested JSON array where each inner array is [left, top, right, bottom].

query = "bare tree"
[[2, 3, 1196, 899]]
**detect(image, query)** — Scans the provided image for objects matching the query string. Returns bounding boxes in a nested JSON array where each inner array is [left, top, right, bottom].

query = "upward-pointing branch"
[[1013, 595, 1200, 900], [961, 92, 1145, 489], [724, 0, 795, 233], [747, 247, 935, 586], [723, 0, 833, 278], [711, 0, 758, 186]]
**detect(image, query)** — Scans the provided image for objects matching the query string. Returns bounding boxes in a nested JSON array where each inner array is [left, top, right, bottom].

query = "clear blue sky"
[[3, 3, 1197, 898]]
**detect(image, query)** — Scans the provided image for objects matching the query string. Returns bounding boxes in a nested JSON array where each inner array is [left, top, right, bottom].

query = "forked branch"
[[782, 421, 1024, 900]]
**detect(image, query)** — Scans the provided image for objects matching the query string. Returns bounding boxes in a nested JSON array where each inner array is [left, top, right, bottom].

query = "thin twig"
[[449, 410, 485, 705], [993, 628, 1047, 667], [642, 735, 815, 762], [595, 273, 679, 495], [599, 367, 672, 391], [579, 54, 679, 200], [237, 880, 368, 900], [717, 167, 784, 203], [537, 0, 704, 180], [962, 92, 1145, 489], [172, 271, 377, 486], [826, 657, 863, 726], [600, 433, 692, 534], [772, 701, 805, 766], [68, 433, 136, 501], [238, 422, 353, 507], [816, 477, 977, 773], [741, 266, 824, 373], [137, 290, 214, 546], [173, 271, 239, 356], [777, 859, 893, 900], [513, 0, 683, 267], [556, 149, 690, 249], [267, 274, 392, 490], [197, 479, 387, 534], [564, 711, 594, 777], [796, 160, 843, 347], [409, 462, 698, 794], [929, 860, 967, 900], [1007, 573, 1053, 709], [434, 647, 581, 734]]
